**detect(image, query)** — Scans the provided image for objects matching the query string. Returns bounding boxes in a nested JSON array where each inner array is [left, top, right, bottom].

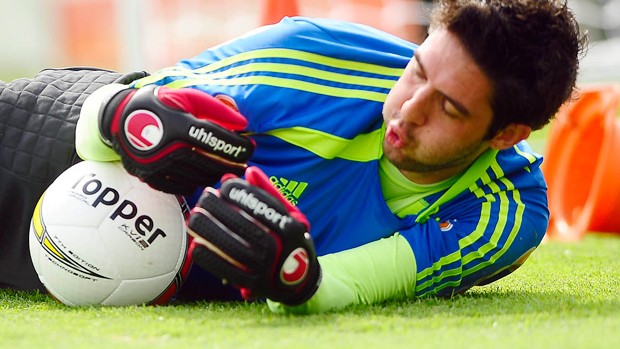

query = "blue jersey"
[[136, 17, 548, 298]]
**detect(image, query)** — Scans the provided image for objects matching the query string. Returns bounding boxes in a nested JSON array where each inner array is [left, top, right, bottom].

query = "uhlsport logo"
[[188, 126, 247, 158], [124, 110, 164, 151], [227, 186, 294, 230], [280, 247, 310, 285]]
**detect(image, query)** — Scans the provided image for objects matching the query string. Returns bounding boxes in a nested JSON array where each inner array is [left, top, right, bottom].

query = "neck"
[[398, 145, 492, 184], [398, 162, 471, 184]]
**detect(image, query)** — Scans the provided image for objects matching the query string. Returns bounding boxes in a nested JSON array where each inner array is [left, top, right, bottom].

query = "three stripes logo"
[[269, 176, 308, 206]]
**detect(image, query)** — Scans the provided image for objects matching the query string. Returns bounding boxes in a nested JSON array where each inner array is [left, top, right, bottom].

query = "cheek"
[[419, 120, 472, 146], [382, 95, 396, 122], [384, 82, 410, 116], [431, 123, 486, 152]]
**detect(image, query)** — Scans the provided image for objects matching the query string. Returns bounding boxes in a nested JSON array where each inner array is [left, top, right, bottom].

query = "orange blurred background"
[[0, 0, 432, 80]]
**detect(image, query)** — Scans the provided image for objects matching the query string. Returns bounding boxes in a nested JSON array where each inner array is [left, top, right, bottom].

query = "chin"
[[383, 151, 412, 170]]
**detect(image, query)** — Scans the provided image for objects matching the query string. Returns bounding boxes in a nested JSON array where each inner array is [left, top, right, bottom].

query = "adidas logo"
[[269, 176, 308, 206]]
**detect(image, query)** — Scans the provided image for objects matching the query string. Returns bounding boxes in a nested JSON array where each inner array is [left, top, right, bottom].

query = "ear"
[[488, 124, 532, 150]]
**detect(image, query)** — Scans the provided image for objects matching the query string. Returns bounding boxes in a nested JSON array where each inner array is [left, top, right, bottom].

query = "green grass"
[[1, 234, 619, 349]]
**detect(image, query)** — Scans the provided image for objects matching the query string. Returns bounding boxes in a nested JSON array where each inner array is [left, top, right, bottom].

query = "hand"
[[187, 166, 321, 305], [99, 85, 254, 194]]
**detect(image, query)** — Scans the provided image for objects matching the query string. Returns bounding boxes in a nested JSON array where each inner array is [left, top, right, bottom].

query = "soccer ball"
[[29, 160, 191, 306]]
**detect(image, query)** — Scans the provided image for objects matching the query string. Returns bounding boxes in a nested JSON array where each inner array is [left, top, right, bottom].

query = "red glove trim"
[[156, 87, 248, 130], [244, 167, 310, 230]]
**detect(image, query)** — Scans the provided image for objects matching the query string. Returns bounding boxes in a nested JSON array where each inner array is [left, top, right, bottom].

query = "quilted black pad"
[[0, 68, 141, 290]]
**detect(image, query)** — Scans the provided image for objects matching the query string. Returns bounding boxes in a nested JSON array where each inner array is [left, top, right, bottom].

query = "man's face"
[[382, 29, 494, 184]]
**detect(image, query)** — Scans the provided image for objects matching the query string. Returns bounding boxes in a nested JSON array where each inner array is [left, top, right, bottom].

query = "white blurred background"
[[0, 0, 618, 82]]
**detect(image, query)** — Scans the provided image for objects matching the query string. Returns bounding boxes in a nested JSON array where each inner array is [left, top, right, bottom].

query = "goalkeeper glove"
[[98, 85, 254, 195], [188, 166, 321, 305]]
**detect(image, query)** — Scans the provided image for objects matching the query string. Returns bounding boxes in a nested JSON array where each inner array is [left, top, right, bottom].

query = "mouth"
[[385, 124, 405, 149]]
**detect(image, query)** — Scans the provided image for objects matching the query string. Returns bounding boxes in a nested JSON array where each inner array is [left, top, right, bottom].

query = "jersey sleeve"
[[404, 184, 548, 298]]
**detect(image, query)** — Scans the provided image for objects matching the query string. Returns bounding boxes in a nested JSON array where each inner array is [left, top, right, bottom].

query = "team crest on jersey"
[[214, 94, 239, 112], [124, 110, 164, 151], [439, 220, 454, 232]]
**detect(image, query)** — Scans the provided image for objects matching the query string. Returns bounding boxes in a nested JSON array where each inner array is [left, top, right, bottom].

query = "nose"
[[400, 86, 432, 126]]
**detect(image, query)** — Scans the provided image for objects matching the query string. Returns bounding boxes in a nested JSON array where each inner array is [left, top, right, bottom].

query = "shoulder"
[[180, 17, 416, 70], [496, 141, 544, 178], [282, 17, 416, 64]]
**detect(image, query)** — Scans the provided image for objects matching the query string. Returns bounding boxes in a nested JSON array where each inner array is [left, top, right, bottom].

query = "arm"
[[187, 161, 548, 313], [130, 17, 413, 137], [269, 188, 547, 313]]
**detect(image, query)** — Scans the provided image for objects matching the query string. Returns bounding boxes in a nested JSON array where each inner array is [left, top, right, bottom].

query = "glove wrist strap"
[[76, 83, 130, 161], [98, 87, 136, 146]]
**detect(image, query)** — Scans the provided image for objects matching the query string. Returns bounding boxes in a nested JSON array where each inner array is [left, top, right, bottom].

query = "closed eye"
[[414, 50, 471, 118], [412, 52, 426, 80], [441, 94, 469, 117]]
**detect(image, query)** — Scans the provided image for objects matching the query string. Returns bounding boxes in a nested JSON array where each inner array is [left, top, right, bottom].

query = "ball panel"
[[41, 274, 120, 306], [102, 271, 176, 306], [32, 225, 121, 306]]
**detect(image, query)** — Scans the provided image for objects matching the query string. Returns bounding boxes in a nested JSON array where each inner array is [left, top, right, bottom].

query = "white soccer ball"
[[29, 160, 191, 306]]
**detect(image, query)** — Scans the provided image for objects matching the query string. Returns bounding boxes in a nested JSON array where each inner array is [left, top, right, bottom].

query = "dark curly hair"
[[431, 0, 587, 137]]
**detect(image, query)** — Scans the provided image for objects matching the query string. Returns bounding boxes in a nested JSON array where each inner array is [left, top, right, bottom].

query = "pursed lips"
[[385, 120, 407, 149]]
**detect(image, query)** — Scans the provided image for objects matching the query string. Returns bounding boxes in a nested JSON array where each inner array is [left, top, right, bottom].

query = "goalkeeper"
[[1, 0, 584, 313]]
